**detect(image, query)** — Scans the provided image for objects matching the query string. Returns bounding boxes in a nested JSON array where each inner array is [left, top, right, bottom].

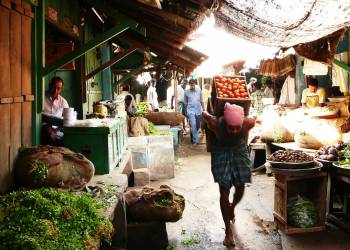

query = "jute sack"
[[145, 112, 185, 126], [125, 185, 185, 222], [15, 145, 94, 190], [128, 117, 149, 137], [294, 120, 342, 149]]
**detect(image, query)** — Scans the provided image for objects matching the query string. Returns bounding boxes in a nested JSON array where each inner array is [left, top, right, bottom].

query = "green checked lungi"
[[211, 143, 252, 189]]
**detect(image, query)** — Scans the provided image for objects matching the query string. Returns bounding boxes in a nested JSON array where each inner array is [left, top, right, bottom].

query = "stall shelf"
[[274, 171, 327, 234]]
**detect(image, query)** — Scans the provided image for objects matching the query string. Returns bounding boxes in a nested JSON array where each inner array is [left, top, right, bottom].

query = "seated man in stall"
[[125, 95, 137, 117], [42, 76, 69, 146], [301, 77, 327, 108]]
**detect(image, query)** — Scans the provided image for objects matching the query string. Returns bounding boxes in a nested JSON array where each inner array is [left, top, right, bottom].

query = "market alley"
[[153, 134, 350, 250]]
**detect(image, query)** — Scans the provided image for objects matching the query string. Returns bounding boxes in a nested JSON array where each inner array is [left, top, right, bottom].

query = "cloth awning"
[[215, 0, 350, 47]]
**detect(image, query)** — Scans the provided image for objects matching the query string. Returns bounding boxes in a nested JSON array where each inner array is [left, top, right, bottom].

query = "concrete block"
[[127, 221, 168, 250], [120, 150, 133, 176], [148, 143, 175, 180], [128, 136, 148, 148], [130, 146, 149, 169], [147, 135, 173, 145], [133, 168, 150, 186]]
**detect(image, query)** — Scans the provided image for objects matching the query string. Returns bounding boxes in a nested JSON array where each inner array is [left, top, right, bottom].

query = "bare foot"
[[223, 232, 235, 247]]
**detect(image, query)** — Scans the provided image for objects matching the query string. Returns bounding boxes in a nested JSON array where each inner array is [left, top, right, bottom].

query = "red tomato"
[[234, 90, 240, 95], [239, 89, 245, 93], [222, 94, 228, 98]]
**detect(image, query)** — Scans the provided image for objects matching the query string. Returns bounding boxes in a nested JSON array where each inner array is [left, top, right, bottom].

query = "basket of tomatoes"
[[211, 75, 251, 116]]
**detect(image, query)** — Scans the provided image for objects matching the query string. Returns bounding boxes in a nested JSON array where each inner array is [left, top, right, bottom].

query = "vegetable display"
[[316, 141, 346, 161], [134, 102, 149, 117], [287, 196, 317, 228], [0, 188, 113, 250], [148, 122, 171, 136], [333, 142, 350, 168], [215, 76, 248, 99], [267, 150, 313, 163]]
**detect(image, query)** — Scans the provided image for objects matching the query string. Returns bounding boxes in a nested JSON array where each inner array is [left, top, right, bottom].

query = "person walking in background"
[[264, 79, 274, 98], [184, 79, 204, 145], [147, 79, 159, 111], [202, 84, 211, 110], [202, 103, 255, 247], [167, 79, 175, 109], [250, 81, 265, 116], [176, 80, 187, 134], [247, 77, 257, 95]]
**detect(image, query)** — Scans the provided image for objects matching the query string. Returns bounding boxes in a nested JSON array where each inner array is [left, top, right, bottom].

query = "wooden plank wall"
[[0, 0, 34, 194]]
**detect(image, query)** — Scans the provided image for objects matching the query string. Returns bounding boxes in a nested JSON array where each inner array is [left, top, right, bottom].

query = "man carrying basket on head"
[[202, 103, 256, 247]]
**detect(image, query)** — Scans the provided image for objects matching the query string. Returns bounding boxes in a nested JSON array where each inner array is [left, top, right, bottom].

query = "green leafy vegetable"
[[153, 196, 173, 207], [30, 160, 49, 185], [287, 196, 317, 228], [0, 188, 113, 250], [181, 236, 200, 246], [134, 102, 149, 117]]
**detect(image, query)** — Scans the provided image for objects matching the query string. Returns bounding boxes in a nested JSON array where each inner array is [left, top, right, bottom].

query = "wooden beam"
[[119, 30, 199, 68], [120, 8, 188, 37], [43, 22, 133, 76], [147, 28, 186, 48], [187, 0, 214, 8], [116, 0, 193, 29], [114, 65, 145, 86], [84, 47, 137, 80]]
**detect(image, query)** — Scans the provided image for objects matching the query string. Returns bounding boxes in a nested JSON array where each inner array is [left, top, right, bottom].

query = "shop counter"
[[64, 116, 128, 174]]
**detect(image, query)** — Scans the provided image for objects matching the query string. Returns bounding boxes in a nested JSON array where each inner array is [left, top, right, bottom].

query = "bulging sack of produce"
[[124, 185, 185, 222], [128, 117, 149, 137], [145, 112, 185, 126], [260, 115, 295, 143], [287, 196, 317, 228], [295, 120, 342, 149], [15, 145, 94, 189]]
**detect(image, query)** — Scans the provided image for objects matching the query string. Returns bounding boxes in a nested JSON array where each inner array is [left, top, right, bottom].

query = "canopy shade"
[[215, 0, 350, 47]]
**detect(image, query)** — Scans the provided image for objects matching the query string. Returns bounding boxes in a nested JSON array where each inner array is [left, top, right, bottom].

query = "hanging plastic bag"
[[287, 195, 317, 228]]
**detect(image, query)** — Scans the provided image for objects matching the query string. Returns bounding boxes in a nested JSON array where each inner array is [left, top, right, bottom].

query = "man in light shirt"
[[42, 76, 69, 146], [279, 71, 296, 105], [184, 79, 204, 145], [264, 79, 274, 98], [301, 77, 327, 108], [44, 76, 69, 117], [147, 79, 159, 111], [167, 80, 175, 109]]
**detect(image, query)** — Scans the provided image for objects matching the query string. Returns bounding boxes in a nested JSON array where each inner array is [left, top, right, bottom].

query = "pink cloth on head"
[[224, 103, 244, 126]]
